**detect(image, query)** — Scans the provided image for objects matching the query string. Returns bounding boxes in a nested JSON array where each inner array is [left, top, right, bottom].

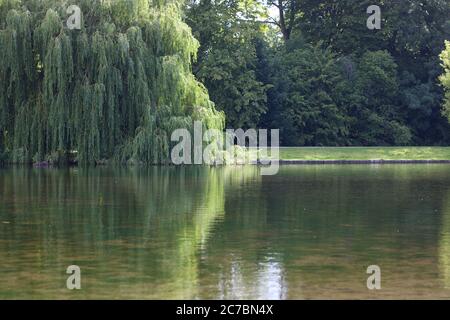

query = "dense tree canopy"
[[186, 0, 269, 129], [327, 0, 450, 145], [0, 0, 224, 164], [186, 0, 450, 146], [269, 38, 350, 146]]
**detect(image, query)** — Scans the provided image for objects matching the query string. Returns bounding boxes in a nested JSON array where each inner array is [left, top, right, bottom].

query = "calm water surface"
[[1, 165, 450, 299]]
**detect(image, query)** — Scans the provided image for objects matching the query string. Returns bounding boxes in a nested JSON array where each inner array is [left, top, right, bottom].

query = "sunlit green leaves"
[[0, 0, 224, 164], [440, 41, 450, 122]]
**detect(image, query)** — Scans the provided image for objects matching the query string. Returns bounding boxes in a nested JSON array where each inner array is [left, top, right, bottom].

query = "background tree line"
[[186, 0, 450, 146]]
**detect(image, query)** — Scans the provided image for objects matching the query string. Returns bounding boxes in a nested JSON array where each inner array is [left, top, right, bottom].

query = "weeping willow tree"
[[0, 0, 224, 164]]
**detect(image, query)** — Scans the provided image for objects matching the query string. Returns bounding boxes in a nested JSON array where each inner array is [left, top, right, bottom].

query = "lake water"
[[1, 165, 450, 299]]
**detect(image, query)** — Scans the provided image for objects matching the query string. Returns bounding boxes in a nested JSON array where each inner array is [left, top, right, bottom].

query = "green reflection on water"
[[1, 165, 450, 299]]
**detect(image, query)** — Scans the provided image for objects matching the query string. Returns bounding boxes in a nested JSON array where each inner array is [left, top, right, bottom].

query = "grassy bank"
[[277, 147, 450, 161]]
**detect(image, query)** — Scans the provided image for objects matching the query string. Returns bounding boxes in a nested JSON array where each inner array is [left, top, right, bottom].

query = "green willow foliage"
[[441, 41, 450, 121], [0, 0, 224, 164]]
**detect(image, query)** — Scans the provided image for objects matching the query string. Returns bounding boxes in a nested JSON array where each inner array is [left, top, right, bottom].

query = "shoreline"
[[2, 159, 450, 168], [269, 159, 450, 165]]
